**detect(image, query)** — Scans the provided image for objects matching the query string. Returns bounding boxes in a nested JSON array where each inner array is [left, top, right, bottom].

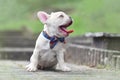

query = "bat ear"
[[37, 11, 50, 24]]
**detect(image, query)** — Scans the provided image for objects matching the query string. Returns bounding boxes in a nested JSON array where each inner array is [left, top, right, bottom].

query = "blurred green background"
[[0, 0, 120, 36]]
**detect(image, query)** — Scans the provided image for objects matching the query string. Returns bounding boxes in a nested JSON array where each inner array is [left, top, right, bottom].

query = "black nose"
[[69, 19, 73, 25], [69, 16, 72, 19], [70, 20, 73, 24], [69, 16, 73, 21]]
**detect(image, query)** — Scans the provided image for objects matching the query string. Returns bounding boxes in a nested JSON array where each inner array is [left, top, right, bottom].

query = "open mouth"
[[59, 21, 74, 36]]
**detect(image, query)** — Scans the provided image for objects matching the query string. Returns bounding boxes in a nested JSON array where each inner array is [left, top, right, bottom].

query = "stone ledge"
[[0, 60, 119, 80]]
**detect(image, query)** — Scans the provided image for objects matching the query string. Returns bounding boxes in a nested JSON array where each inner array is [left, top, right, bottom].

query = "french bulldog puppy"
[[26, 11, 73, 71]]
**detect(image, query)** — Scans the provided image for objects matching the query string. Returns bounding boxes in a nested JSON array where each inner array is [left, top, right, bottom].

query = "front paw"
[[56, 65, 71, 71], [61, 66, 71, 71], [26, 63, 37, 72]]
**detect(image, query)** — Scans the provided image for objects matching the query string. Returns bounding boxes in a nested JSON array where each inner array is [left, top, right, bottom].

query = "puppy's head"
[[37, 11, 73, 37]]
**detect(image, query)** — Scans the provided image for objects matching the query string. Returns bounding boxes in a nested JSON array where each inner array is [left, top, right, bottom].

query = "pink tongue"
[[67, 30, 74, 33], [62, 27, 74, 34]]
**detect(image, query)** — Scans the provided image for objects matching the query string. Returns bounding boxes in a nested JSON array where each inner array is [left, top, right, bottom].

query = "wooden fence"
[[65, 44, 120, 69]]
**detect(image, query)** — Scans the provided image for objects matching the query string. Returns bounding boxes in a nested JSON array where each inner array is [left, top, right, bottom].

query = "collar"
[[42, 31, 65, 49]]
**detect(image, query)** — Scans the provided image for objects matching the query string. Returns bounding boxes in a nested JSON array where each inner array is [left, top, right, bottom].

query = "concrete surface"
[[0, 60, 119, 80]]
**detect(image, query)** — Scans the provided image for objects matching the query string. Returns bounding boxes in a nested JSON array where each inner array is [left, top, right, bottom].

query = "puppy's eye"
[[58, 14, 64, 18]]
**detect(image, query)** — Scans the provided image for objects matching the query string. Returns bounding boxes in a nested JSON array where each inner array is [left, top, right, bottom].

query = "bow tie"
[[42, 31, 65, 49]]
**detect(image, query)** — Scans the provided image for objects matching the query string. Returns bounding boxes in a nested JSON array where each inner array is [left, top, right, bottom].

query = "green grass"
[[0, 0, 120, 36]]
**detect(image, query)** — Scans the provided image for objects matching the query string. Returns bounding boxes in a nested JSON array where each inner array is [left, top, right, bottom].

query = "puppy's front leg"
[[56, 50, 71, 71], [26, 48, 40, 72]]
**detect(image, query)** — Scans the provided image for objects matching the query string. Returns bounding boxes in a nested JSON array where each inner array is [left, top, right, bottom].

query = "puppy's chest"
[[52, 42, 65, 50], [37, 35, 65, 50], [45, 41, 65, 51]]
